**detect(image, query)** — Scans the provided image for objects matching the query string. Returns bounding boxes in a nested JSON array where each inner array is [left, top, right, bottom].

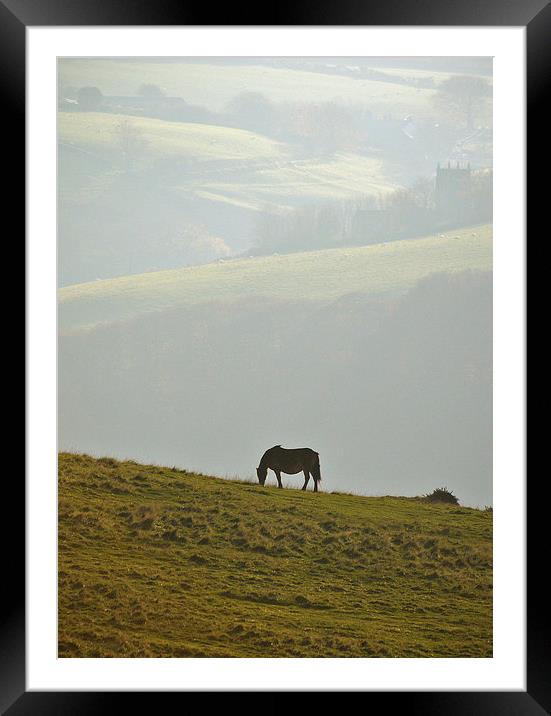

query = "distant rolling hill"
[[58, 112, 399, 212], [59, 224, 492, 332], [58, 452, 492, 658], [59, 59, 440, 116], [59, 112, 287, 162]]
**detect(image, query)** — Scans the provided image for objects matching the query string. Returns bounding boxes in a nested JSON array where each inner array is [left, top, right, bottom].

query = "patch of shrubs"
[[423, 487, 459, 505]]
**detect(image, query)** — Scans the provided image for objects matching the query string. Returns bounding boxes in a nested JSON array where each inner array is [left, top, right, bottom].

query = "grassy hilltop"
[[59, 112, 287, 162], [59, 453, 492, 658]]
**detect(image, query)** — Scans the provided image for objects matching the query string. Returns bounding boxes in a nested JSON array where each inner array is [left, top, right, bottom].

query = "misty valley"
[[57, 56, 493, 660]]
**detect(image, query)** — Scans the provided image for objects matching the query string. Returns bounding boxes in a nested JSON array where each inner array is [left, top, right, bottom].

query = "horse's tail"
[[311, 452, 321, 482]]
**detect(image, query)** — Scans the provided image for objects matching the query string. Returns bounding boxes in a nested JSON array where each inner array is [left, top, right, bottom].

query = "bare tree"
[[433, 75, 492, 130], [137, 83, 166, 98], [113, 119, 149, 171]]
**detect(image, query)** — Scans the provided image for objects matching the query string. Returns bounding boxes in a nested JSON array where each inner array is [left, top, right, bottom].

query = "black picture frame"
[[12, 0, 537, 712]]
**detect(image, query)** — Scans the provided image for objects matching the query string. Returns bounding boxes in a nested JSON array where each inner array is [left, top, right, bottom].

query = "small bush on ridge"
[[424, 487, 459, 505]]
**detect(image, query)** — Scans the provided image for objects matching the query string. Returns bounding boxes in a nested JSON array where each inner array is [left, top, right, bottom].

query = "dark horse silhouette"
[[256, 445, 321, 491]]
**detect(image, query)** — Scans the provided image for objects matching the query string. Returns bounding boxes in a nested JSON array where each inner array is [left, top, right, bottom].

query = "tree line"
[[250, 169, 492, 255], [63, 74, 492, 155]]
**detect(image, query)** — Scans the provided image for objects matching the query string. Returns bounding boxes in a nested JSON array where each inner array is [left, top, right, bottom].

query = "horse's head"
[[256, 466, 267, 486]]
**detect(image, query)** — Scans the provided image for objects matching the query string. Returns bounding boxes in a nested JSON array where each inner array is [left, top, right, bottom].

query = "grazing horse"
[[256, 445, 321, 492]]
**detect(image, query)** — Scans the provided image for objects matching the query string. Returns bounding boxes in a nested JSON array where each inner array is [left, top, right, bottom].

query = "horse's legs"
[[275, 470, 283, 489], [314, 477, 319, 493], [302, 470, 310, 491]]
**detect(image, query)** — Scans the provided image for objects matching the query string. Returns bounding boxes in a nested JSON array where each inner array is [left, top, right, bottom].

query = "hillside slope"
[[59, 453, 492, 658], [59, 112, 287, 162], [59, 224, 492, 332], [59, 113, 398, 213]]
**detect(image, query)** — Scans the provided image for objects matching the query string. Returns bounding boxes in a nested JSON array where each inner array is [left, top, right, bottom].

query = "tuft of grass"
[[58, 452, 492, 658]]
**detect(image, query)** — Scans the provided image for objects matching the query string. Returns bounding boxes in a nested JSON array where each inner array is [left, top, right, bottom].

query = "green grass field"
[[59, 60, 438, 117], [58, 452, 492, 658], [59, 112, 287, 162], [59, 113, 398, 209], [59, 224, 492, 332], [190, 152, 399, 210]]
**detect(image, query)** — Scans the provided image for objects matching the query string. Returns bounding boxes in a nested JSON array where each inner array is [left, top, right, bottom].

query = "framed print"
[[14, 0, 539, 711]]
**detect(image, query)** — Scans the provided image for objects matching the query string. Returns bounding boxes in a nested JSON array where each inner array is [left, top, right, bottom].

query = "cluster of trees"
[[67, 83, 167, 108], [251, 202, 352, 255], [74, 85, 103, 110], [224, 74, 491, 151], [61, 83, 217, 125], [251, 169, 492, 255], [225, 92, 369, 154], [433, 75, 492, 131]]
